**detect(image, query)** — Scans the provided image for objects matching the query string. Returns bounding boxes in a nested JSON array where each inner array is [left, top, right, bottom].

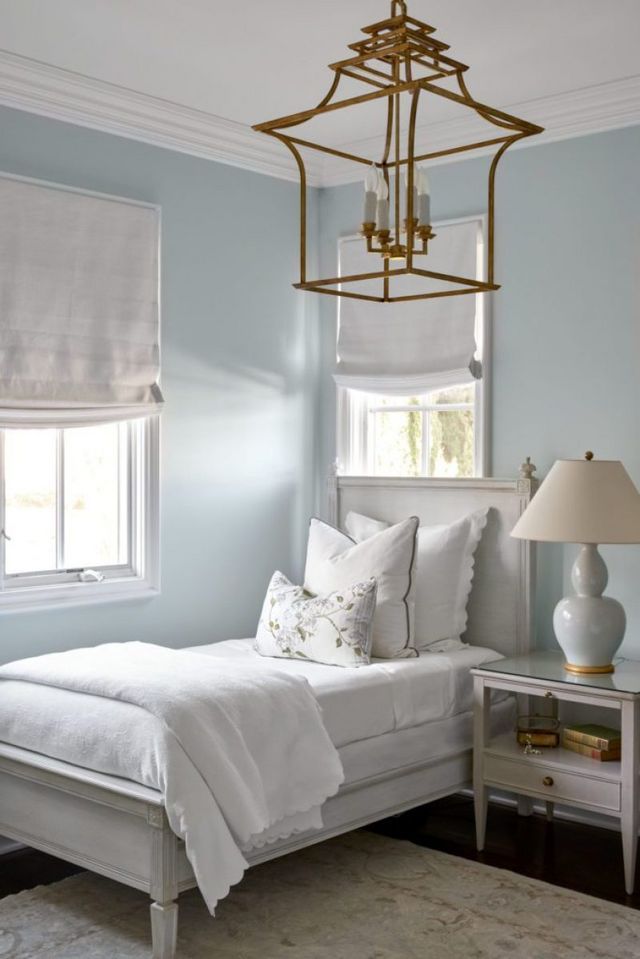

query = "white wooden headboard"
[[328, 468, 537, 659]]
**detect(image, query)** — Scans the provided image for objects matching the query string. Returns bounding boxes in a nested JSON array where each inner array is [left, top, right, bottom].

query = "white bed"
[[0, 469, 537, 959]]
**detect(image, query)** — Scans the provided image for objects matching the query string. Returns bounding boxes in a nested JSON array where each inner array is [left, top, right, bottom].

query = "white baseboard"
[[0, 836, 25, 855]]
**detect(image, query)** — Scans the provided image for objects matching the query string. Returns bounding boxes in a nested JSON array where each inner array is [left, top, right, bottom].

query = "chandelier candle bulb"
[[376, 176, 390, 232], [364, 166, 379, 225]]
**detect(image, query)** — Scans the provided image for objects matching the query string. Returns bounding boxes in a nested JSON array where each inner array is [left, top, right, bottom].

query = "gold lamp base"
[[564, 661, 615, 675]]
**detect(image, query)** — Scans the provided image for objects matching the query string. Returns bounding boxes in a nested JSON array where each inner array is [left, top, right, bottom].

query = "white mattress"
[[339, 697, 515, 786], [0, 639, 506, 788]]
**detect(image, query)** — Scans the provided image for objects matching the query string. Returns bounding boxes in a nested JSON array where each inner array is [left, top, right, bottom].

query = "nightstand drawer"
[[484, 755, 621, 812]]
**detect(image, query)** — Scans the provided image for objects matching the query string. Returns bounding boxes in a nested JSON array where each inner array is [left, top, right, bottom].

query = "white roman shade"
[[0, 175, 163, 427], [335, 218, 482, 396]]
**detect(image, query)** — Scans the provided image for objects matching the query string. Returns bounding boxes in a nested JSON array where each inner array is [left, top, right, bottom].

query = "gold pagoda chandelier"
[[254, 1, 543, 303]]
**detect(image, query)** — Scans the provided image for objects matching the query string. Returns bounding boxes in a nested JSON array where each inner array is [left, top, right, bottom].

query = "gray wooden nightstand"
[[471, 651, 640, 894]]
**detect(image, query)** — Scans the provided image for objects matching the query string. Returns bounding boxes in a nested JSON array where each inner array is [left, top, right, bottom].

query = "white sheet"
[[186, 639, 504, 746], [0, 643, 344, 912]]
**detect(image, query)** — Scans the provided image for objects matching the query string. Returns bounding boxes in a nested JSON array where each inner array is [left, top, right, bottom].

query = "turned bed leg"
[[148, 805, 180, 959], [151, 901, 179, 959]]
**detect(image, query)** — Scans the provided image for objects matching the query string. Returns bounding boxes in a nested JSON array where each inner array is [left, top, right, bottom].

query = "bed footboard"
[[0, 744, 186, 959]]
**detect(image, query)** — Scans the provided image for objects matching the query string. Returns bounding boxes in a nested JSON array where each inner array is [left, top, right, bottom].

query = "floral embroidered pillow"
[[255, 571, 377, 668]]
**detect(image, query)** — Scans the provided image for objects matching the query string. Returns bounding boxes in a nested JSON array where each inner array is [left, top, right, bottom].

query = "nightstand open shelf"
[[472, 652, 640, 894]]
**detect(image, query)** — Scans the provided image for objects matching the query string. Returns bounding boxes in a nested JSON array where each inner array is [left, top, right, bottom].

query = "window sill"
[[0, 577, 160, 615]]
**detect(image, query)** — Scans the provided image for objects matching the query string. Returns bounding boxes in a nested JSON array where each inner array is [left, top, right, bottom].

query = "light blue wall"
[[316, 126, 640, 653], [0, 105, 320, 664], [1, 107, 639, 661]]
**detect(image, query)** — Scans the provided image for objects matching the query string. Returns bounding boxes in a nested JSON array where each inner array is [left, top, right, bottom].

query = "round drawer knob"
[[544, 691, 554, 699], [542, 776, 554, 787]]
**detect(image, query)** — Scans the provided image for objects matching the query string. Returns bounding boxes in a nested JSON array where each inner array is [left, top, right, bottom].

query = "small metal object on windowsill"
[[78, 569, 105, 583]]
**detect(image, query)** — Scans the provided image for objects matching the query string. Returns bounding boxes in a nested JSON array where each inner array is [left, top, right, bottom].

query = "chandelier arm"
[[296, 286, 386, 303], [267, 132, 308, 283], [337, 67, 390, 91], [412, 134, 512, 165], [283, 135, 373, 167], [420, 75, 543, 135], [487, 132, 530, 285], [254, 78, 418, 133], [456, 73, 524, 134], [389, 287, 483, 303], [258, 71, 345, 134]]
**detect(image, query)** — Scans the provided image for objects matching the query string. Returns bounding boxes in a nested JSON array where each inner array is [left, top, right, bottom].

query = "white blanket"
[[0, 642, 344, 912]]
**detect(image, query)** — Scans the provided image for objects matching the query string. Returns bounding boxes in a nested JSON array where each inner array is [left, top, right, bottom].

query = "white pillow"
[[304, 517, 419, 659], [255, 571, 377, 668], [345, 508, 488, 651], [414, 509, 488, 650], [344, 511, 390, 543]]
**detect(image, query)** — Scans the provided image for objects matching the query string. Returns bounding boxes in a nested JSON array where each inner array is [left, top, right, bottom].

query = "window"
[[0, 418, 159, 610], [337, 215, 488, 478], [338, 381, 484, 478]]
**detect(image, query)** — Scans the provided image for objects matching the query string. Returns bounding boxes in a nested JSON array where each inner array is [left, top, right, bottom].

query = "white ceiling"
[[0, 0, 639, 184]]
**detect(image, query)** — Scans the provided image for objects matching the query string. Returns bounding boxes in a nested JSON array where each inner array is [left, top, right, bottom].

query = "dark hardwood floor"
[[373, 794, 640, 908], [1, 796, 638, 909]]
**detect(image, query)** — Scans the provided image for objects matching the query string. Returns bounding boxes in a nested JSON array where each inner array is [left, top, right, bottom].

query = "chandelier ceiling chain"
[[254, 2, 543, 303]]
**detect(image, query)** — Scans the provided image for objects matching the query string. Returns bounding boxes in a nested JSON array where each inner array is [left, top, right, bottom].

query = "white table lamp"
[[511, 452, 640, 674]]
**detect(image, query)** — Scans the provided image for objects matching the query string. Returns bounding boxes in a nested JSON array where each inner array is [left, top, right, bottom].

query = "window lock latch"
[[78, 569, 105, 583]]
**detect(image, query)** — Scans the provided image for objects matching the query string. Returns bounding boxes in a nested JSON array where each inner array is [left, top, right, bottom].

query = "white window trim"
[[0, 417, 160, 614], [336, 213, 491, 478]]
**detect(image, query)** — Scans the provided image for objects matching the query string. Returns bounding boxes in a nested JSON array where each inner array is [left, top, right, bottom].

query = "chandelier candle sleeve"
[[376, 176, 390, 232], [405, 165, 419, 224], [417, 168, 431, 227], [364, 165, 379, 225]]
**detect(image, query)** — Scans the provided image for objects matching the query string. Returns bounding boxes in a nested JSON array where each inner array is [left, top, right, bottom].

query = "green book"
[[563, 723, 621, 751]]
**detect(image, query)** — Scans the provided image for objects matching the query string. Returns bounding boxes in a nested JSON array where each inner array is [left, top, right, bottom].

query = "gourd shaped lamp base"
[[553, 544, 626, 674]]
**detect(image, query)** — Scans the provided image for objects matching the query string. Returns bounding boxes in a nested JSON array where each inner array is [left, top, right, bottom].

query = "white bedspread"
[[0, 642, 344, 912]]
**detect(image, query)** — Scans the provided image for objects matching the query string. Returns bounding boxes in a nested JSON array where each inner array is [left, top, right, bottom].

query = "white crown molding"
[[0, 50, 324, 186], [0, 50, 638, 189], [318, 75, 640, 186]]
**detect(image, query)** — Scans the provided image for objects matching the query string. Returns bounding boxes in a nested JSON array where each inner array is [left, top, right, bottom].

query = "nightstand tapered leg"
[[621, 700, 639, 895], [473, 676, 490, 851]]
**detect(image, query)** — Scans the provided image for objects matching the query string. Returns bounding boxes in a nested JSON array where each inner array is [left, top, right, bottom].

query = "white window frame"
[[0, 417, 160, 613], [336, 214, 490, 478]]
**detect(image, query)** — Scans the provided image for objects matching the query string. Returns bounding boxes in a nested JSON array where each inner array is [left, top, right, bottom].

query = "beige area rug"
[[1, 831, 639, 958]]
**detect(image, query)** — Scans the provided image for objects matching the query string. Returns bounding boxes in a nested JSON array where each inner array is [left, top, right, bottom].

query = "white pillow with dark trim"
[[345, 507, 489, 651], [255, 571, 377, 667], [304, 516, 419, 659]]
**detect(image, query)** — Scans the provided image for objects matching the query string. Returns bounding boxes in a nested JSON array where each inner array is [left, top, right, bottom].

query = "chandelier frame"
[[254, 1, 544, 303]]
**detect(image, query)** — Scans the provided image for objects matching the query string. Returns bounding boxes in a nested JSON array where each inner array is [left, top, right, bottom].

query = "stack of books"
[[562, 723, 621, 762]]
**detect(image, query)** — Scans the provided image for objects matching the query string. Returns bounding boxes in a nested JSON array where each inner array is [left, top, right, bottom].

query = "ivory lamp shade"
[[511, 458, 640, 544]]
